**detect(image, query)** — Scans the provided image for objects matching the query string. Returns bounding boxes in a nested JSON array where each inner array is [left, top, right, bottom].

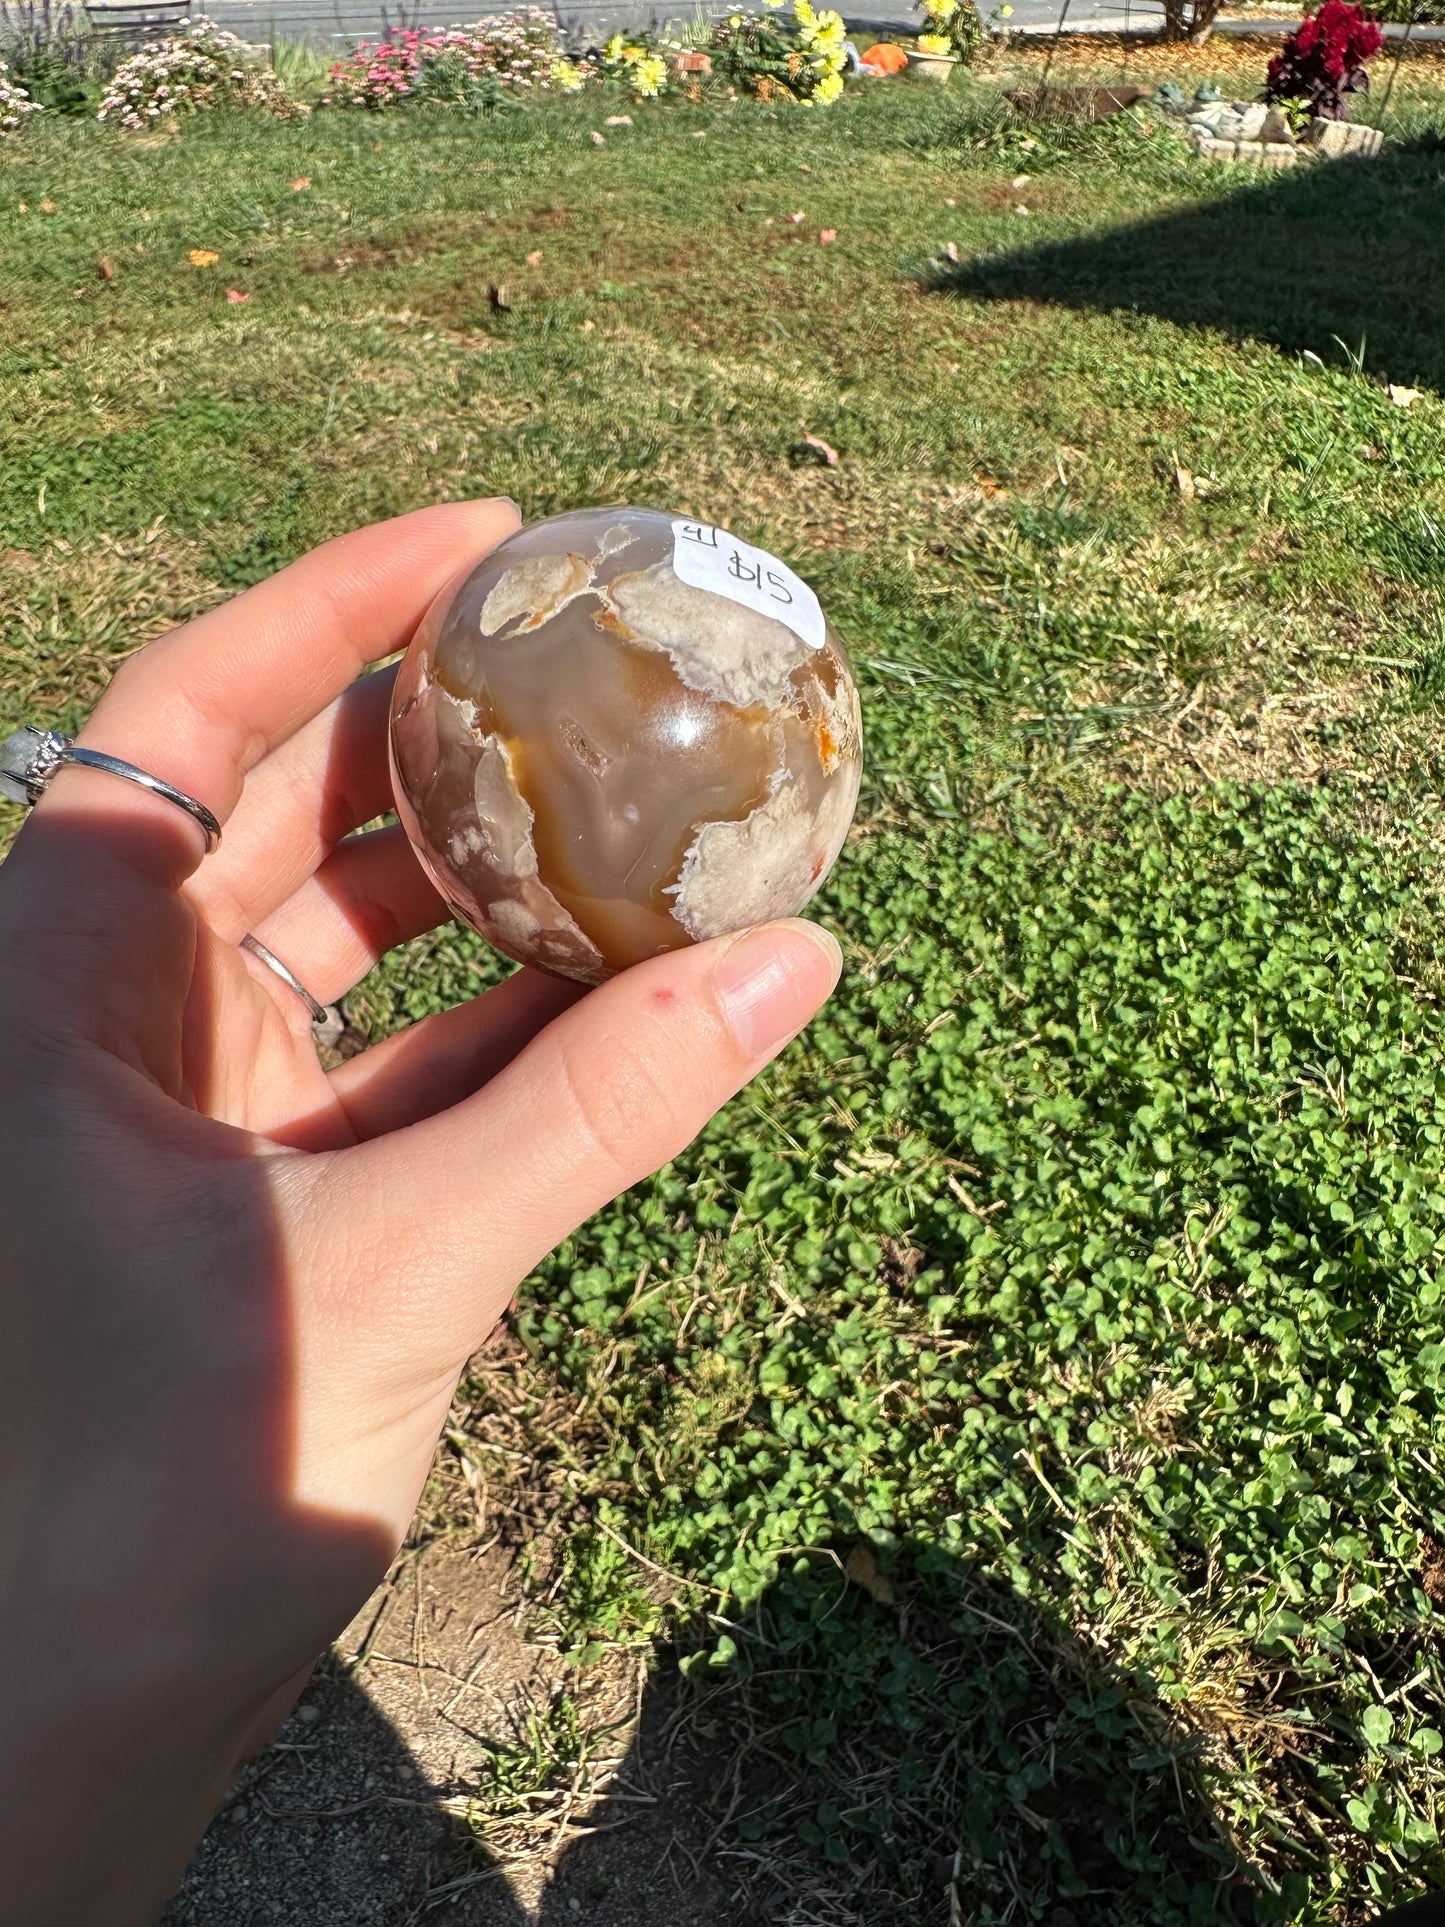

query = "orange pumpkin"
[[860, 40, 908, 72]]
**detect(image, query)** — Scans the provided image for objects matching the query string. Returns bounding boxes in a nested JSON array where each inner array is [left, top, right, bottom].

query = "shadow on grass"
[[161, 1539, 1405, 1927], [931, 139, 1445, 394], [160, 1529, 1445, 1925], [161, 1639, 752, 1927]]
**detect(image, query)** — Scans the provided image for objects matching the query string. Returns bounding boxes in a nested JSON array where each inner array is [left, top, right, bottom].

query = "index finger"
[[28, 498, 520, 888]]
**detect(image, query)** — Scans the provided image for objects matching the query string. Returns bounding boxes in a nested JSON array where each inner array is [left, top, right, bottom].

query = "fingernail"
[[714, 920, 843, 1061]]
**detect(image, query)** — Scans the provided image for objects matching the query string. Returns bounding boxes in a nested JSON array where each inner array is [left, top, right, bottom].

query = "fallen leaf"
[[488, 282, 511, 311], [40, 198, 56, 213], [803, 431, 839, 465], [691, 130, 706, 138], [1390, 384, 1421, 408], [1174, 463, 1196, 500], [1013, 205, 1032, 218], [526, 248, 543, 266], [226, 288, 251, 304], [944, 196, 957, 206], [579, 318, 595, 332], [818, 228, 836, 244], [844, 1543, 896, 1606], [976, 473, 1005, 498], [134, 242, 147, 255], [17, 202, 26, 212], [762, 217, 774, 227], [785, 209, 805, 224], [97, 258, 114, 281], [1011, 172, 1031, 186], [590, 129, 605, 145], [188, 248, 219, 267], [290, 176, 311, 191], [1019, 136, 1038, 151], [333, 255, 354, 273], [1360, 443, 1385, 461], [604, 112, 632, 125], [943, 240, 961, 263]]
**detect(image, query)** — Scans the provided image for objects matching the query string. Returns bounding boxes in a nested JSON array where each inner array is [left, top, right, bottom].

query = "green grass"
[[6, 68, 1445, 1925]]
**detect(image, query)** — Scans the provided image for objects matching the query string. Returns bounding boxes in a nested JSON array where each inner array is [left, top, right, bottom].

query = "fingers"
[[313, 920, 843, 1362], [22, 499, 519, 905], [192, 665, 399, 937], [245, 826, 447, 1008]]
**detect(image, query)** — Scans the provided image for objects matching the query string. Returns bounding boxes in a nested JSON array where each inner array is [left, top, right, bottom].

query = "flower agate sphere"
[[389, 507, 863, 983]]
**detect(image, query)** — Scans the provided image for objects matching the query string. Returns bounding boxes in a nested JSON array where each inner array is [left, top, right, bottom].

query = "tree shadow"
[[933, 138, 1445, 394]]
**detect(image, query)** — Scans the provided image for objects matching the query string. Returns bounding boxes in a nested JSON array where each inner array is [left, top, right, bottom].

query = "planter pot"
[[907, 50, 957, 81]]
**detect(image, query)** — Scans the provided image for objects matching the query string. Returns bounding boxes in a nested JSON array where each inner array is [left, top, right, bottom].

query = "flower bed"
[[97, 15, 300, 126], [324, 9, 579, 110], [0, 0, 871, 133], [0, 55, 40, 129]]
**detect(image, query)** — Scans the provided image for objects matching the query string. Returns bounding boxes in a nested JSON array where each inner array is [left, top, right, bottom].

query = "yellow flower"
[[814, 67, 843, 100], [630, 50, 667, 93], [917, 32, 951, 52]]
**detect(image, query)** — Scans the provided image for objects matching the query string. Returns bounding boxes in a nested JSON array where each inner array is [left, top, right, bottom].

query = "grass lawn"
[[5, 46, 1445, 1923]]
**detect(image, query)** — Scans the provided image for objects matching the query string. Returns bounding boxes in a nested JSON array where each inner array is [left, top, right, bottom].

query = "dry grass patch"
[[0, 522, 224, 727]]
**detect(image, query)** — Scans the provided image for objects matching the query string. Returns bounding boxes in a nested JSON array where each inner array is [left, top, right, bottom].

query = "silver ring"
[[240, 934, 331, 1028], [1, 724, 222, 854]]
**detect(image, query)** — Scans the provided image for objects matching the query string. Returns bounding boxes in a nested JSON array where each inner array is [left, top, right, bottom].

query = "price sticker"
[[671, 520, 825, 651]]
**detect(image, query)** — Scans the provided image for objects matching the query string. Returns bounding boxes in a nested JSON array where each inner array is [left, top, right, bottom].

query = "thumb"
[[322, 918, 842, 1352]]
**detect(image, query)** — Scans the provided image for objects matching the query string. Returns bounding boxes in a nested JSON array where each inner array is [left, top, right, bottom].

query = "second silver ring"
[[240, 933, 330, 1028]]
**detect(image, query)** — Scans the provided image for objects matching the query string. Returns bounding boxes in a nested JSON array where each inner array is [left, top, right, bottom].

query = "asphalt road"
[[203, 0, 1440, 51]]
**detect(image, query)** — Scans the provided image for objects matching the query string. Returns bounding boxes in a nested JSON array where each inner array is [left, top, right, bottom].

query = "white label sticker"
[[671, 520, 825, 651]]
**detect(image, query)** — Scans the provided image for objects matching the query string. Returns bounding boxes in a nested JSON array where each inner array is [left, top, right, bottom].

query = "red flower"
[[1265, 0, 1381, 120]]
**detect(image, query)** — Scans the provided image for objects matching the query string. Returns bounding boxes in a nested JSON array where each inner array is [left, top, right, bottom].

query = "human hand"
[[0, 501, 842, 1927]]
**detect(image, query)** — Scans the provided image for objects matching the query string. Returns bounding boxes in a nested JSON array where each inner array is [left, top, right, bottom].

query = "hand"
[[0, 501, 842, 1927]]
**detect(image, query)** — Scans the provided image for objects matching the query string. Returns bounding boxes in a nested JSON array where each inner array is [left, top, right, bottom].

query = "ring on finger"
[[240, 932, 332, 1029], [2, 725, 222, 853]]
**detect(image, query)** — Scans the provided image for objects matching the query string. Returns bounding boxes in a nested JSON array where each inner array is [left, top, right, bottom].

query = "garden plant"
[[1265, 0, 1385, 123]]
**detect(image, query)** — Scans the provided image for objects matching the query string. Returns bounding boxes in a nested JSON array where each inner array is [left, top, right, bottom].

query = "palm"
[[193, 919, 351, 1142], [23, 503, 575, 1171]]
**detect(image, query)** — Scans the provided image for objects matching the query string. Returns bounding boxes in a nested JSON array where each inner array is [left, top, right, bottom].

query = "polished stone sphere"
[[389, 506, 862, 983]]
